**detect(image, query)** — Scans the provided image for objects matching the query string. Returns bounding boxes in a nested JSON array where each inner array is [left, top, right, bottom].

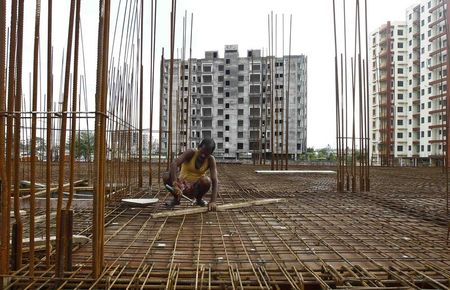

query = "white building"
[[370, 0, 448, 166]]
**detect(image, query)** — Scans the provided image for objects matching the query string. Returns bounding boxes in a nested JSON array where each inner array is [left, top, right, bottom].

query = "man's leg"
[[194, 176, 211, 206], [162, 172, 172, 186]]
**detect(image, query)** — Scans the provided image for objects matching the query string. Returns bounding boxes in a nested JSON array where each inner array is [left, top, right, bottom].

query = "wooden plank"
[[151, 198, 283, 219], [255, 170, 336, 174]]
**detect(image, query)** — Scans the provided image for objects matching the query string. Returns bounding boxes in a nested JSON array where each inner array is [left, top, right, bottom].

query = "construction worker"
[[162, 137, 218, 211]]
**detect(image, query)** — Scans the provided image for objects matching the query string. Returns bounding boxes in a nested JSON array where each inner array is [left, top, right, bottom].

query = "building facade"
[[161, 45, 307, 160], [370, 0, 448, 166], [370, 22, 408, 166]]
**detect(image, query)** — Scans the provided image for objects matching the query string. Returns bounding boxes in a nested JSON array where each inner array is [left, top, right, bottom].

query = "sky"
[[12, 0, 422, 149]]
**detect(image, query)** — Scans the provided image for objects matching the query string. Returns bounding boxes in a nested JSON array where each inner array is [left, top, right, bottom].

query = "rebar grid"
[[4, 164, 450, 289]]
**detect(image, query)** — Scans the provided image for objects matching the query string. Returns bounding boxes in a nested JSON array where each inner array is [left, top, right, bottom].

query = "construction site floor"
[[6, 164, 450, 289]]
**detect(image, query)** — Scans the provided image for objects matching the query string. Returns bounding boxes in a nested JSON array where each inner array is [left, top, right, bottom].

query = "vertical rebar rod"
[[343, 0, 350, 190], [385, 22, 393, 166], [138, 0, 143, 188], [274, 14, 279, 170], [167, 0, 177, 167], [0, 0, 8, 276], [93, 0, 111, 278], [158, 50, 164, 188], [12, 0, 24, 269], [149, 0, 158, 187], [180, 11, 186, 153], [364, 0, 370, 190], [29, 0, 41, 277], [259, 49, 264, 165], [332, 0, 341, 192], [187, 14, 193, 150], [68, 0, 81, 210], [285, 15, 292, 170], [56, 0, 76, 277], [280, 14, 284, 169], [269, 12, 275, 171], [446, 0, 450, 242], [45, 0, 53, 267]]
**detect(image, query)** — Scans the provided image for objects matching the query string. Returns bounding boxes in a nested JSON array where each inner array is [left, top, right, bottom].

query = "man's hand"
[[173, 187, 182, 199], [208, 201, 217, 212]]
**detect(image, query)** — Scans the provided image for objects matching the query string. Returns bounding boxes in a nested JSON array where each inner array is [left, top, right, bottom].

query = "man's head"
[[198, 137, 215, 157]]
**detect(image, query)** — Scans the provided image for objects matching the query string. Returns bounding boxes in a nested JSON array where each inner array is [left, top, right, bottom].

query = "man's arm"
[[169, 149, 195, 185], [208, 156, 218, 211]]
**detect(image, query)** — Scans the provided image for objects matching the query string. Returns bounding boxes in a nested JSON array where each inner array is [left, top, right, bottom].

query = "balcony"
[[430, 47, 446, 57], [429, 124, 445, 129], [430, 139, 445, 144], [429, 17, 446, 28], [429, 1, 445, 13], [430, 108, 446, 114], [428, 62, 446, 71], [429, 92, 446, 100], [429, 77, 446, 86], [429, 31, 446, 42]]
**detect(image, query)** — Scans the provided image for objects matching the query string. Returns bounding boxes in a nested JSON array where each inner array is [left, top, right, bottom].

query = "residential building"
[[370, 0, 448, 166], [161, 45, 307, 159]]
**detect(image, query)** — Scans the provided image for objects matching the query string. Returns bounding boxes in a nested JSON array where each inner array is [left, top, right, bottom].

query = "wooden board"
[[255, 170, 336, 174], [151, 198, 283, 218]]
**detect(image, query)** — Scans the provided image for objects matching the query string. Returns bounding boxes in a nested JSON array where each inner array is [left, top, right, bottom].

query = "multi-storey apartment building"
[[161, 45, 307, 160], [370, 22, 408, 166], [370, 0, 448, 166]]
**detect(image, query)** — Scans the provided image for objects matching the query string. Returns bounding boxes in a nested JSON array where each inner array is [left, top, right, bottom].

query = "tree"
[[69, 132, 94, 161]]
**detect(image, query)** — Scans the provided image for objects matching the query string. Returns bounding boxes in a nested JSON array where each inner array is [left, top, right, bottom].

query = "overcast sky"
[[15, 0, 421, 148]]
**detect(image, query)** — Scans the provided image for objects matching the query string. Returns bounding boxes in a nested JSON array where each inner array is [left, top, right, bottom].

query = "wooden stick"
[[151, 198, 283, 219]]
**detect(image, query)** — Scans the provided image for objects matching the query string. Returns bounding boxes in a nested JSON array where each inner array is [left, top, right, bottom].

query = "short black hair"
[[198, 137, 215, 154]]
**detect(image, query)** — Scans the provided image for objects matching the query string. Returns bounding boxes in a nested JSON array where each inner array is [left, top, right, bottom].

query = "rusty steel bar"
[[187, 13, 193, 153], [93, 0, 111, 278], [29, 0, 42, 276], [65, 209, 73, 272], [68, 0, 82, 210], [55, 0, 76, 277], [332, 0, 342, 192], [285, 15, 292, 170], [167, 0, 177, 168], [149, 0, 158, 187], [12, 0, 24, 270], [158, 50, 164, 189], [0, 0, 9, 276], [138, 0, 143, 188], [364, 0, 370, 191], [446, 0, 450, 242], [180, 11, 186, 153], [45, 0, 53, 267]]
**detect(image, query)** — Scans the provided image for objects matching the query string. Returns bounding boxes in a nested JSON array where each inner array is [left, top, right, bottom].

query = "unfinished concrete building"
[[161, 45, 307, 160]]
